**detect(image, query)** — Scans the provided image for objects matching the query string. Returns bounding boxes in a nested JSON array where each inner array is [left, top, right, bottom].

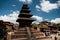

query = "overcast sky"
[[0, 0, 60, 24]]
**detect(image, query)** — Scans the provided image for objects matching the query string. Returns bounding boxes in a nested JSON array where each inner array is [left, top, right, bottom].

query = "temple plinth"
[[16, 4, 34, 27]]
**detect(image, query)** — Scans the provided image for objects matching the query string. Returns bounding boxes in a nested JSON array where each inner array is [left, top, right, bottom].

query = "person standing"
[[55, 36, 57, 40]]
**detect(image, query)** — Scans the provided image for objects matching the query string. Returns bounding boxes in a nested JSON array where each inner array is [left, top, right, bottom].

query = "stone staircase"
[[7, 27, 29, 40], [30, 28, 46, 40], [7, 27, 51, 40]]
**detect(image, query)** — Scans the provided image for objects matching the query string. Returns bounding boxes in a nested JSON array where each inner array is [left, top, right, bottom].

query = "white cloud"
[[32, 21, 39, 24], [36, 5, 40, 9], [19, 0, 32, 3], [12, 5, 16, 7], [57, 0, 60, 7], [0, 10, 19, 24], [36, 5, 41, 11], [36, 0, 59, 13], [45, 19, 49, 21], [19, 0, 26, 2], [51, 18, 60, 24], [32, 15, 43, 24]]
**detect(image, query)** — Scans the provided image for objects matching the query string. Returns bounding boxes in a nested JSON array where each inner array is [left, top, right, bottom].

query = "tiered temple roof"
[[16, 4, 34, 27]]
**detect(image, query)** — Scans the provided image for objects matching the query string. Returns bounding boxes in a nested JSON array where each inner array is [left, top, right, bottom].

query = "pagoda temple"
[[7, 4, 51, 40], [16, 4, 34, 27]]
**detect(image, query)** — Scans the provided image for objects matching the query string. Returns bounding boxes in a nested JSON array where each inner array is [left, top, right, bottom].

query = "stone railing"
[[26, 27, 32, 40]]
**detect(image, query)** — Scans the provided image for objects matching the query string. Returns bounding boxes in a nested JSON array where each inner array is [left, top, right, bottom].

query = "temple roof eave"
[[19, 13, 32, 15], [20, 9, 31, 13], [16, 18, 35, 21], [16, 18, 35, 22], [18, 13, 33, 17]]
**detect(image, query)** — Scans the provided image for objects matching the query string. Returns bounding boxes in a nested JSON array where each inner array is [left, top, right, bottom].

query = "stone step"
[[31, 31, 40, 33], [11, 38, 28, 40], [18, 28, 26, 31], [30, 28, 46, 40], [16, 29, 27, 31], [36, 36, 45, 38], [33, 33, 44, 36], [14, 31, 27, 32], [18, 29, 26, 31], [11, 34, 28, 39], [14, 31, 27, 34], [30, 29, 40, 33], [36, 36, 51, 40], [13, 34, 27, 35]]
